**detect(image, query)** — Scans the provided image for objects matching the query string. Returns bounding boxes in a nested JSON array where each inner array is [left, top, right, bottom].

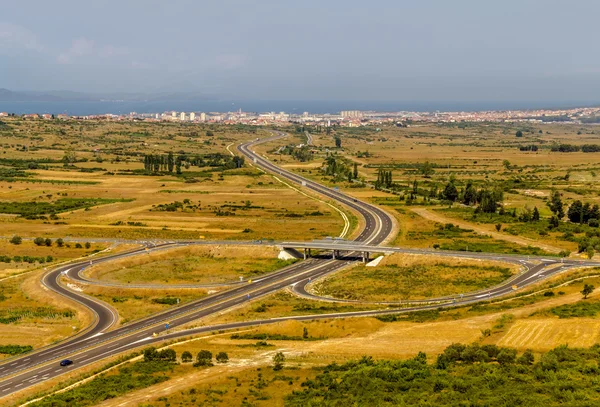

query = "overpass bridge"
[[279, 239, 394, 262]]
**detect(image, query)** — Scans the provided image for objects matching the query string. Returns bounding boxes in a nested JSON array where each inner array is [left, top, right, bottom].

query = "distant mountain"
[[0, 88, 218, 103], [0, 89, 67, 102]]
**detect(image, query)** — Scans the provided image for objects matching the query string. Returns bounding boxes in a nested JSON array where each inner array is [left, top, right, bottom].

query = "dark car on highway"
[[60, 359, 73, 366]]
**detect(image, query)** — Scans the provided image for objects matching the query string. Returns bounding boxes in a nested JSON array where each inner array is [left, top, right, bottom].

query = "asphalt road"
[[0, 132, 396, 398], [1, 132, 598, 399]]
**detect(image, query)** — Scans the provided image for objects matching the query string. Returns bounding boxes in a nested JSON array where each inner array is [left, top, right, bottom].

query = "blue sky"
[[1, 0, 599, 101]]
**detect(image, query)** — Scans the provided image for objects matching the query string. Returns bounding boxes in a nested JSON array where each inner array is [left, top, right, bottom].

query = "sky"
[[1, 0, 599, 101]]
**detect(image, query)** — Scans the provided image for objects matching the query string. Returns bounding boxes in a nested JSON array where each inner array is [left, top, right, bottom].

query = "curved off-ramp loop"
[[291, 251, 600, 306]]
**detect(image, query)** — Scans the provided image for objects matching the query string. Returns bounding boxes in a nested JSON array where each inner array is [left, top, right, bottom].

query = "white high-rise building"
[[200, 112, 207, 122], [180, 112, 186, 121], [190, 112, 196, 121], [171, 111, 177, 118]]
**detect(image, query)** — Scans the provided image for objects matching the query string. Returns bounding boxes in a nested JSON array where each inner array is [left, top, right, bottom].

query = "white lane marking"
[[15, 383, 22, 387], [1, 388, 10, 392], [55, 369, 62, 372]]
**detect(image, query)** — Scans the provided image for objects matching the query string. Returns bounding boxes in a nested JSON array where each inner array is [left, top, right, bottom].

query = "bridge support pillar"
[[332, 250, 337, 260], [362, 252, 370, 263], [303, 248, 311, 260]]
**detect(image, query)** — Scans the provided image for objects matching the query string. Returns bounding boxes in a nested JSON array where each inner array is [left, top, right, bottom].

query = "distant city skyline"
[[2, 0, 600, 101]]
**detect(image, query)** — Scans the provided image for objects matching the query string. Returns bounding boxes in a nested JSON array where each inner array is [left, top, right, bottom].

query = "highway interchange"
[[1, 131, 599, 400]]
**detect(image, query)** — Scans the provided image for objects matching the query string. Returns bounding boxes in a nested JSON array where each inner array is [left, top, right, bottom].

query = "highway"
[[0, 131, 396, 398], [0, 131, 598, 399]]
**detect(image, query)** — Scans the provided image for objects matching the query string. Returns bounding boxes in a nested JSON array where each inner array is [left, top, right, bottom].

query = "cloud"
[[57, 37, 95, 64], [99, 45, 129, 58], [0, 22, 44, 52], [214, 53, 246, 70]]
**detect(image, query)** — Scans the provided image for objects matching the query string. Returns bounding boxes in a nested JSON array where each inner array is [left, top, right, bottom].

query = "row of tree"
[[375, 168, 393, 189], [142, 153, 245, 174], [142, 347, 229, 366]]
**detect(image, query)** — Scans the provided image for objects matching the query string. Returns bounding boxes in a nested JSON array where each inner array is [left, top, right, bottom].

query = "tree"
[[515, 130, 523, 137], [442, 182, 458, 202], [158, 348, 176, 362], [517, 349, 535, 365], [44, 238, 52, 247], [167, 151, 174, 172], [176, 158, 182, 175], [586, 247, 595, 260], [334, 136, 342, 148], [206, 130, 214, 137], [216, 352, 229, 364], [495, 223, 502, 232], [195, 350, 213, 367], [532, 207, 540, 221], [353, 162, 358, 179], [181, 351, 193, 363], [421, 161, 434, 178], [143, 347, 159, 362], [462, 182, 477, 205], [273, 352, 285, 371], [10, 235, 22, 245], [496, 349, 517, 365], [62, 149, 77, 165], [502, 160, 511, 170], [56, 238, 64, 247], [303, 327, 309, 339], [548, 190, 564, 219], [568, 200, 583, 223], [85, 242, 91, 249], [33, 237, 45, 246], [75, 243, 83, 248], [582, 283, 595, 299]]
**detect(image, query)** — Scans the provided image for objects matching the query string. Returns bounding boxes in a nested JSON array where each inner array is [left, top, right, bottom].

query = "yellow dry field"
[[313, 253, 520, 301], [497, 318, 600, 351], [0, 269, 92, 354], [0, 118, 352, 243], [0, 170, 344, 241], [85, 244, 293, 285]]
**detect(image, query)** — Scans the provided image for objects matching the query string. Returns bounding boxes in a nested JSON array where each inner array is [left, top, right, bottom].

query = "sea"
[[0, 100, 599, 116]]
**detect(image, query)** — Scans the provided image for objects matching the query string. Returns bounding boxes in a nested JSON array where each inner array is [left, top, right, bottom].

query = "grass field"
[[85, 245, 295, 285], [314, 253, 520, 301]]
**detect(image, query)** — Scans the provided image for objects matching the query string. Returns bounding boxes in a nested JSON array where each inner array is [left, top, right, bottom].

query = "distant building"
[[0, 112, 8, 117], [180, 112, 186, 121], [171, 111, 177, 118], [190, 112, 195, 121], [341, 110, 363, 119], [200, 112, 206, 122]]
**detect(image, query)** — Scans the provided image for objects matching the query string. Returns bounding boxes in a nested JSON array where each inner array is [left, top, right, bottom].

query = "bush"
[[56, 238, 64, 247], [194, 350, 213, 367], [9, 235, 22, 245], [216, 351, 229, 363], [0, 344, 33, 355], [181, 351, 193, 363], [33, 237, 45, 246]]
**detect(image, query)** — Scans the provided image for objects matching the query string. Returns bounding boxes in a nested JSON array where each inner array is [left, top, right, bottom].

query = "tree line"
[[142, 152, 244, 174]]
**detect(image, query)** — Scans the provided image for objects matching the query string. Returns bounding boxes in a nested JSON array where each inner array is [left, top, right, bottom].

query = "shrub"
[[9, 235, 22, 245], [181, 351, 193, 363], [216, 352, 229, 364], [33, 237, 45, 246], [195, 350, 213, 367]]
